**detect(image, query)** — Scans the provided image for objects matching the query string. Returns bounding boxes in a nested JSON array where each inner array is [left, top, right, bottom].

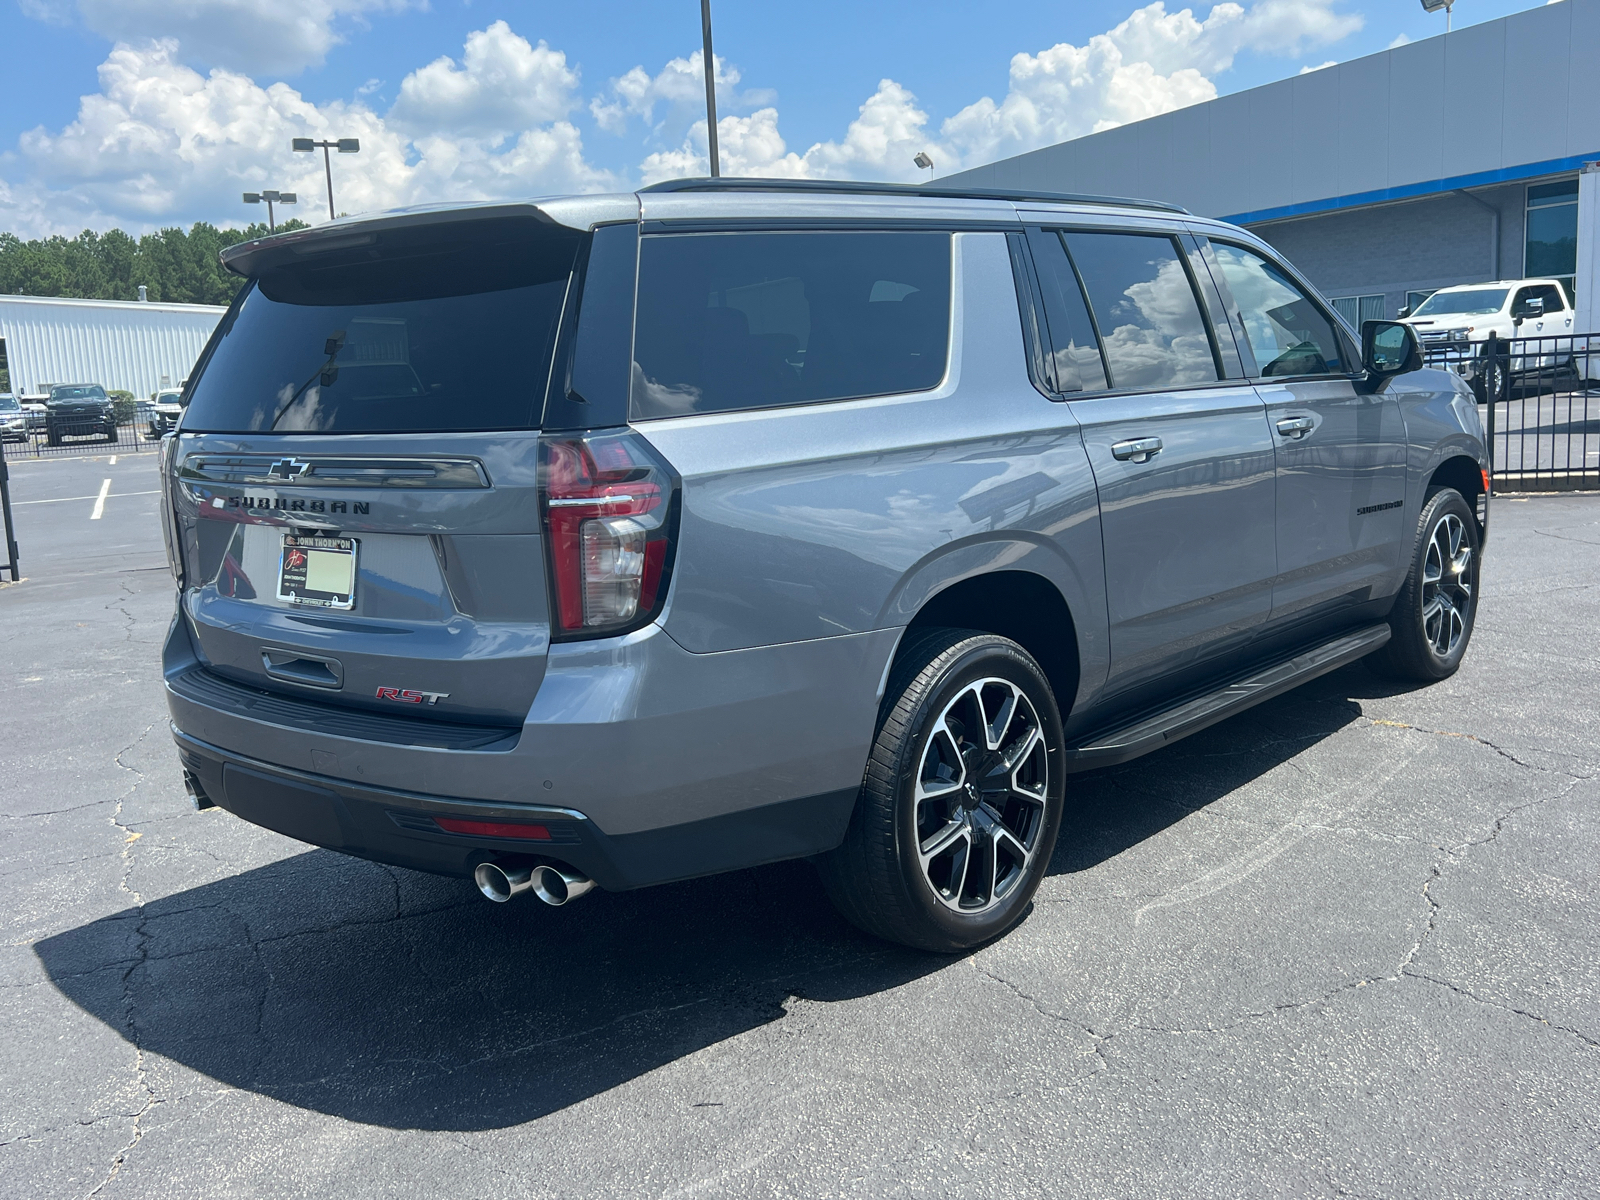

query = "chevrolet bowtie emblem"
[[267, 458, 311, 480]]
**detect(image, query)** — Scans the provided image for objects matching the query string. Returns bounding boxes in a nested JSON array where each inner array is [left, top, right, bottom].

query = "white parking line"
[[89, 478, 112, 520], [109, 455, 117, 465], [15, 490, 159, 506]]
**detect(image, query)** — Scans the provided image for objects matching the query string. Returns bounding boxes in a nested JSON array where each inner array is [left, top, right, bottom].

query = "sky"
[[0, 0, 1558, 238]]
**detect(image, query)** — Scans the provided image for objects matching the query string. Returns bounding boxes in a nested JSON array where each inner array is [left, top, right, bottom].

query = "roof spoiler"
[[217, 195, 638, 278]]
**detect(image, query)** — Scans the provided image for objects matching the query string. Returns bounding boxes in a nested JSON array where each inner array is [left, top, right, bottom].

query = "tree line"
[[0, 219, 310, 307]]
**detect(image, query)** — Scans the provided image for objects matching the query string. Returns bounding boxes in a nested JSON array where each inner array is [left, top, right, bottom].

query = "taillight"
[[158, 434, 185, 587], [539, 431, 678, 637]]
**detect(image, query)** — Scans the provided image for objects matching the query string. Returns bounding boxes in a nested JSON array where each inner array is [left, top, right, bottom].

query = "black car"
[[45, 383, 117, 445]]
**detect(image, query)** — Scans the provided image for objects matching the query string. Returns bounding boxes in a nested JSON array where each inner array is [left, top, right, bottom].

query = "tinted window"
[[1515, 284, 1565, 314], [183, 220, 578, 434], [51, 386, 107, 401], [1210, 244, 1347, 377], [1063, 232, 1218, 390], [1026, 229, 1107, 392], [631, 231, 951, 419]]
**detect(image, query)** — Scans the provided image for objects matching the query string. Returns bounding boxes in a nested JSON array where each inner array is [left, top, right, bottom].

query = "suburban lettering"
[[354, 502, 370, 515], [331, 501, 347, 514]]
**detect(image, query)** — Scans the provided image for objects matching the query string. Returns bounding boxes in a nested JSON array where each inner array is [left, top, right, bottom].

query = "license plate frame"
[[277, 534, 358, 609]]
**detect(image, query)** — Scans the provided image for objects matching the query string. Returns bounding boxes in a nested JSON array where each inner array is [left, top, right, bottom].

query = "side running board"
[[1065, 623, 1391, 772]]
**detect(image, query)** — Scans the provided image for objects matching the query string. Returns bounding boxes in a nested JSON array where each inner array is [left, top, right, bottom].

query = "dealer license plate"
[[277, 535, 358, 609]]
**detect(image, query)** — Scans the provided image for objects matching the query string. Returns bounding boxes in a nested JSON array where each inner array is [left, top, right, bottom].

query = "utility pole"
[[292, 137, 361, 219], [700, 0, 720, 177]]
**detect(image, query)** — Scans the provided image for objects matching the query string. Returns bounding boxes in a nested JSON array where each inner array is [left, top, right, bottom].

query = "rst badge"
[[376, 687, 450, 706]]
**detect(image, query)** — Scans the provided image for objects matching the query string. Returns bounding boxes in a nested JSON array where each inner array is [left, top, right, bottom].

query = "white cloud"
[[2, 1, 1365, 235], [591, 51, 774, 138], [642, 0, 1363, 182], [388, 22, 579, 138], [1388, 33, 1412, 49], [1, 33, 616, 237], [1299, 60, 1337, 73], [66, 0, 416, 76]]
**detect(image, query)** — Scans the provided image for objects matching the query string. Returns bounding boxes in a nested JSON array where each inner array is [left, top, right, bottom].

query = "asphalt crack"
[[1365, 718, 1558, 772], [1403, 970, 1600, 1050], [970, 962, 1114, 1075], [87, 721, 160, 1198]]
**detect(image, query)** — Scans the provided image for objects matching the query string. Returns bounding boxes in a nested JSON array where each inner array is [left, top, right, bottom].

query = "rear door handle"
[[1276, 417, 1315, 439], [1111, 436, 1163, 463]]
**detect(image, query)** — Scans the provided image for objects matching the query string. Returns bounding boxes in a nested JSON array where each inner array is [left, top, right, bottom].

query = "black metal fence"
[[1, 415, 165, 462], [1424, 331, 1599, 492]]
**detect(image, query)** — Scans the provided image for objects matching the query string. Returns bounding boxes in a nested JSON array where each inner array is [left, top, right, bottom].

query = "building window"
[[1331, 294, 1386, 327], [1526, 179, 1578, 300]]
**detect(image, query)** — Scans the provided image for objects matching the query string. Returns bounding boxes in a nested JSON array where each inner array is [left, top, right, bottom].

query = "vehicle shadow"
[[36, 662, 1414, 1132], [1047, 661, 1412, 876]]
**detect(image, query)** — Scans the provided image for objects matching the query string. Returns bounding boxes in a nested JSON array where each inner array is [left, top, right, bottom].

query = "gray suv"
[[161, 180, 1487, 951]]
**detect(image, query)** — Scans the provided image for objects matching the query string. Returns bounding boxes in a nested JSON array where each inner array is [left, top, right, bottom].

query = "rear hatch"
[[167, 209, 585, 729]]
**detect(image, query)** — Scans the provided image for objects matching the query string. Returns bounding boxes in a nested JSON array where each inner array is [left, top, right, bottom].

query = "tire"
[[1471, 353, 1506, 405], [1368, 487, 1480, 681], [817, 628, 1065, 952]]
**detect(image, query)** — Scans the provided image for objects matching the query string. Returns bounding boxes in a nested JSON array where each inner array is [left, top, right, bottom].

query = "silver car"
[[161, 181, 1487, 950]]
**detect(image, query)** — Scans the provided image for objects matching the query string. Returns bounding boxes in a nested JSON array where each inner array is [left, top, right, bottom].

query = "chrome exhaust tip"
[[530, 864, 595, 907], [474, 861, 535, 903]]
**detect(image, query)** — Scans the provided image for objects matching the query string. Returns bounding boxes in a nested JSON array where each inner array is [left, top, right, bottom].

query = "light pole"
[[1420, 0, 1454, 33], [914, 152, 935, 182], [700, 0, 719, 177], [243, 189, 297, 232], [292, 137, 360, 219]]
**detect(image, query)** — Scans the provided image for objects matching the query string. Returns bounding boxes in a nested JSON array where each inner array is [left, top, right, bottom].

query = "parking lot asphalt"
[[2, 457, 1597, 1199]]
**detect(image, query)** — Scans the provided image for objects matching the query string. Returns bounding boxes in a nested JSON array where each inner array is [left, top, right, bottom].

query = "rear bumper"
[[175, 727, 855, 890], [164, 605, 893, 886]]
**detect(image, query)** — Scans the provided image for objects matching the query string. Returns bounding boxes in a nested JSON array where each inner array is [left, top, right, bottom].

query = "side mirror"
[[1397, 305, 1412, 319], [1516, 296, 1545, 319], [1362, 320, 1422, 380]]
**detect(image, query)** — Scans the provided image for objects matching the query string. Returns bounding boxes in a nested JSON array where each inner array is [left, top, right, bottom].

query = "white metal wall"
[[0, 295, 225, 398]]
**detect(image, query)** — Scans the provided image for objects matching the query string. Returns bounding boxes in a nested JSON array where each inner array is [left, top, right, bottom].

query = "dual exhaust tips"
[[474, 861, 595, 907]]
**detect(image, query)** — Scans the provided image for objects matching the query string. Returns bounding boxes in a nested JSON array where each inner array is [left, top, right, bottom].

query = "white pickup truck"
[[1400, 278, 1588, 400]]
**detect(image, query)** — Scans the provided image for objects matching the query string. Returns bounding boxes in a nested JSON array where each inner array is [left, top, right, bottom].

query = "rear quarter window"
[[630, 230, 952, 419]]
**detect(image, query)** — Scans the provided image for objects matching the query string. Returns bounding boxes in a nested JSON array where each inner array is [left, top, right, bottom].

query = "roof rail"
[[639, 176, 1189, 215]]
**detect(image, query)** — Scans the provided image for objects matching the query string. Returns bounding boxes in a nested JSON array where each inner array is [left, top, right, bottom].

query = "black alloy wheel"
[[818, 628, 1065, 952], [1368, 487, 1480, 681]]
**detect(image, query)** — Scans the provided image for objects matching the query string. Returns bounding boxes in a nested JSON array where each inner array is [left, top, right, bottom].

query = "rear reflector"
[[433, 817, 551, 840]]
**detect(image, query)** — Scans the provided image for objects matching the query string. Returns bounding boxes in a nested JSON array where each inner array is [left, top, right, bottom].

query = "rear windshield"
[[183, 217, 580, 434]]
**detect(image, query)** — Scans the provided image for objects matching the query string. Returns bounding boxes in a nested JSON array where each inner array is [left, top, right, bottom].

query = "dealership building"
[[0, 293, 226, 400], [946, 0, 1599, 328]]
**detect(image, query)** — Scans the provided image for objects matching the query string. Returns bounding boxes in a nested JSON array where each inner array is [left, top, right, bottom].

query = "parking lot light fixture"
[[914, 151, 935, 181], [242, 189, 297, 233], [292, 137, 361, 219]]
